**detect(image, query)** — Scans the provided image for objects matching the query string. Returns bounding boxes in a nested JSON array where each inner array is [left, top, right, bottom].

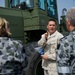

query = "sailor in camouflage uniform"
[[56, 7, 75, 75], [0, 17, 25, 75]]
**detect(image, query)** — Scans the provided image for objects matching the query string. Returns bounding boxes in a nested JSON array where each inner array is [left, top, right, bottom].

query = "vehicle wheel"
[[24, 42, 44, 75]]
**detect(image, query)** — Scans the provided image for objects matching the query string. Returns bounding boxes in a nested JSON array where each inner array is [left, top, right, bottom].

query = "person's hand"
[[44, 31, 48, 40], [43, 31, 48, 47], [41, 54, 48, 60]]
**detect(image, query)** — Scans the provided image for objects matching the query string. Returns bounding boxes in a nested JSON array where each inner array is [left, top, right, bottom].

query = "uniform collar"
[[48, 30, 58, 38], [70, 28, 75, 34]]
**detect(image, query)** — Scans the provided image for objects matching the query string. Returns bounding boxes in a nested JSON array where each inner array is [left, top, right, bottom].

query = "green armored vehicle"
[[0, 0, 58, 75]]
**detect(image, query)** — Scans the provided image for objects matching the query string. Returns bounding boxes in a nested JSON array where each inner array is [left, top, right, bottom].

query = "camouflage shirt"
[[56, 29, 75, 75], [0, 37, 25, 75]]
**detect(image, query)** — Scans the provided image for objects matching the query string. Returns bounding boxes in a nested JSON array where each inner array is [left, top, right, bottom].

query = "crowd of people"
[[0, 7, 75, 75]]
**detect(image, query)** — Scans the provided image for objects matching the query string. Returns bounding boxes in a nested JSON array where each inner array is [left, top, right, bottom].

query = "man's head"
[[47, 19, 57, 35], [66, 7, 75, 32]]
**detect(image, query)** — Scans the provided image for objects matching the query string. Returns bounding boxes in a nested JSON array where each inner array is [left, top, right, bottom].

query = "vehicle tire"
[[24, 42, 44, 75]]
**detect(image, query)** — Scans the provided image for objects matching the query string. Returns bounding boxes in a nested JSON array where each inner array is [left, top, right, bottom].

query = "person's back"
[[0, 17, 25, 75], [0, 37, 25, 74], [56, 7, 75, 75], [68, 30, 75, 74]]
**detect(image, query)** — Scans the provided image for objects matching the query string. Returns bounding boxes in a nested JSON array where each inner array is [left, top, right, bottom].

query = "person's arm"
[[41, 33, 64, 60], [41, 41, 56, 60], [38, 32, 48, 46], [41, 53, 56, 60], [56, 40, 71, 75]]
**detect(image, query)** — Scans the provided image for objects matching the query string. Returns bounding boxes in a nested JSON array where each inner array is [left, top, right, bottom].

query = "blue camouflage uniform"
[[56, 29, 75, 75], [0, 37, 25, 75]]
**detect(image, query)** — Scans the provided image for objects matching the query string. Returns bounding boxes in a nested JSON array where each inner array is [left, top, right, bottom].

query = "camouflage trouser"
[[44, 70, 58, 75]]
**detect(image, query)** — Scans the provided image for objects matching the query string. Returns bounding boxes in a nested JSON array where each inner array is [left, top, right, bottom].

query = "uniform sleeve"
[[38, 34, 47, 46], [56, 40, 71, 75], [47, 53, 56, 60], [57, 34, 64, 44], [12, 40, 26, 63]]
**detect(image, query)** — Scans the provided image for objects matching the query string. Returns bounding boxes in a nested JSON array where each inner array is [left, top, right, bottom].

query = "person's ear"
[[67, 20, 71, 25]]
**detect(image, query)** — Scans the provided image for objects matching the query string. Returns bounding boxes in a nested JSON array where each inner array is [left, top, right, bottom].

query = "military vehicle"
[[0, 0, 58, 75]]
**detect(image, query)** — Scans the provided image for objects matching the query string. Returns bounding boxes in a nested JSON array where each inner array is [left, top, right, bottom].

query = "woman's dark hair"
[[47, 19, 57, 25]]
